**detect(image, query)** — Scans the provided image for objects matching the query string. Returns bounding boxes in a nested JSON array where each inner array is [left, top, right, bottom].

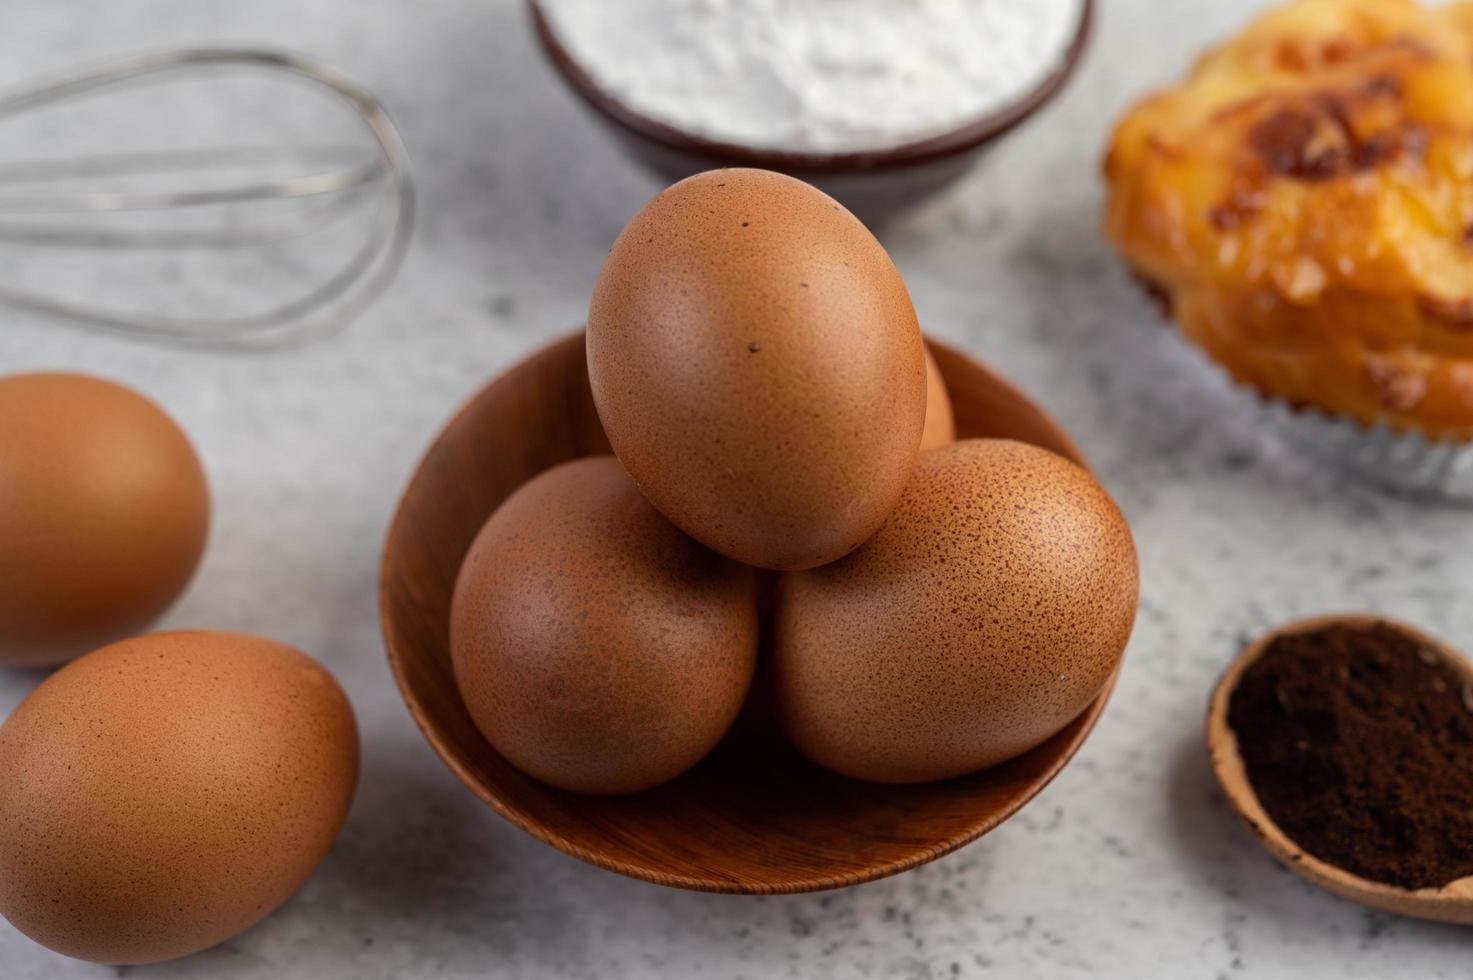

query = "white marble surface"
[[1, 1, 1470, 977]]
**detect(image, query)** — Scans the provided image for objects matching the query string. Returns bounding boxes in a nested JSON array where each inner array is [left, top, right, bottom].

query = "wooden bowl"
[[1207, 614, 1473, 925], [380, 330, 1114, 894], [526, 1, 1094, 223]]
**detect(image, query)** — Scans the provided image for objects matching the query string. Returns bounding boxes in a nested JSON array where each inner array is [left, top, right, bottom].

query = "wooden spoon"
[[1207, 613, 1473, 925]]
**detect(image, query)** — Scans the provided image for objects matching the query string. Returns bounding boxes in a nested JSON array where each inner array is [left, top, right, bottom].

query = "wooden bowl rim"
[[380, 328, 1116, 893], [525, 0, 1094, 177], [1206, 612, 1473, 923]]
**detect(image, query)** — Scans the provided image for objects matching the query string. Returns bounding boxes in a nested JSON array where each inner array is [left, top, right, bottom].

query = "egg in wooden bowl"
[[449, 455, 759, 796], [380, 331, 1124, 894], [587, 168, 928, 572], [769, 439, 1137, 785]]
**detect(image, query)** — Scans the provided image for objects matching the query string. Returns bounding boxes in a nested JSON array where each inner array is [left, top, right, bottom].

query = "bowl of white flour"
[[529, 0, 1092, 219]]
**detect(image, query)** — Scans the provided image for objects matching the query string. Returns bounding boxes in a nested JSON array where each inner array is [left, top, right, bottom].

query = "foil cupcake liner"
[[1131, 269, 1473, 504], [1163, 346, 1473, 507], [1153, 323, 1473, 504], [1259, 398, 1473, 506], [1129, 271, 1473, 504]]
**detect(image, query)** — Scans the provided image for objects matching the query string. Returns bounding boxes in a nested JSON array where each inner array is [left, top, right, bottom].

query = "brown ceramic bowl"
[[527, 1, 1094, 222], [380, 329, 1117, 894]]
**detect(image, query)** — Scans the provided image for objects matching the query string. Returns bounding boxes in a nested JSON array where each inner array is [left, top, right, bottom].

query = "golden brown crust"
[[1104, 0, 1473, 438]]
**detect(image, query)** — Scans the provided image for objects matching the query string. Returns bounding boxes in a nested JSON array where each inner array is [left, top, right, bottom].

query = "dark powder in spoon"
[[1227, 621, 1473, 890]]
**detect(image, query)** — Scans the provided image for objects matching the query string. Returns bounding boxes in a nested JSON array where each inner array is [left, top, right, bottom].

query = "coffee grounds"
[[1227, 620, 1473, 890]]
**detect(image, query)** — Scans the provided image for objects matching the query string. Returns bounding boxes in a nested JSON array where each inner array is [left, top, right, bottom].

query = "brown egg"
[[0, 373, 209, 667], [770, 439, 1138, 784], [587, 168, 927, 571], [920, 343, 957, 451], [450, 456, 759, 795], [0, 631, 358, 965]]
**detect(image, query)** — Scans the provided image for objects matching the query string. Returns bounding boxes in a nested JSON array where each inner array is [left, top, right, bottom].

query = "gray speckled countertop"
[[1, 1, 1469, 977]]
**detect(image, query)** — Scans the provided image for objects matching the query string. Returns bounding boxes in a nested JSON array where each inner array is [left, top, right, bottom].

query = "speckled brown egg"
[[0, 373, 209, 667], [587, 168, 926, 571], [920, 343, 957, 452], [450, 456, 759, 795], [770, 439, 1138, 784], [0, 630, 358, 965]]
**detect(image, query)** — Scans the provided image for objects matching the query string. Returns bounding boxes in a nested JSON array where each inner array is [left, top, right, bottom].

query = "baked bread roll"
[[1104, 0, 1473, 439]]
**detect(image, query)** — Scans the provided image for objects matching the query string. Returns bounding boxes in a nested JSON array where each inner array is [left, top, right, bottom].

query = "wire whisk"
[[0, 47, 415, 350]]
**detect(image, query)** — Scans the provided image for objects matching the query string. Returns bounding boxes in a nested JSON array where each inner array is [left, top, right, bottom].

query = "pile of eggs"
[[0, 374, 357, 965], [450, 169, 1139, 794], [0, 166, 1139, 966]]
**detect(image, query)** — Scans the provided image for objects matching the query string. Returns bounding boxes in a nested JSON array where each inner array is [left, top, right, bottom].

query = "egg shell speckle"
[[0, 373, 209, 667], [0, 630, 359, 965], [450, 456, 759, 795], [587, 168, 927, 571], [770, 439, 1139, 784]]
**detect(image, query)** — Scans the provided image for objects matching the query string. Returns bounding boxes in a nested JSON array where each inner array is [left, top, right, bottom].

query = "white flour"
[[537, 0, 1084, 154]]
